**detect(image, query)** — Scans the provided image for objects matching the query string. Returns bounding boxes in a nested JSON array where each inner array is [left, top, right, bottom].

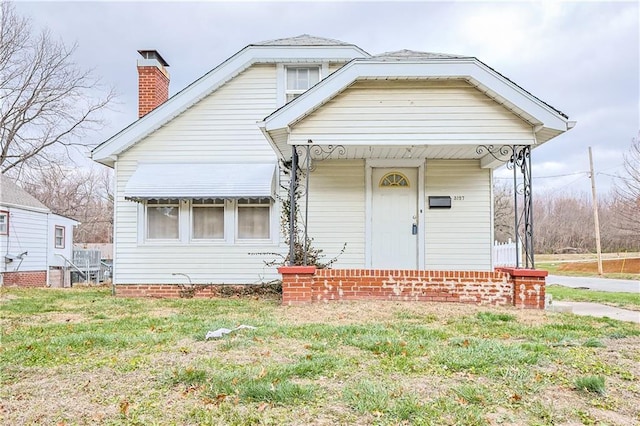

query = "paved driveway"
[[547, 274, 640, 293]]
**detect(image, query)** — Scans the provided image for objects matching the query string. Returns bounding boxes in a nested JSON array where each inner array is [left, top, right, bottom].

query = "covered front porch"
[[258, 57, 573, 308], [271, 142, 548, 308]]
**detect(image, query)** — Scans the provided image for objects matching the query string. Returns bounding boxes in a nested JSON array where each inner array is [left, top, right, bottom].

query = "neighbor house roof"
[[0, 174, 49, 212]]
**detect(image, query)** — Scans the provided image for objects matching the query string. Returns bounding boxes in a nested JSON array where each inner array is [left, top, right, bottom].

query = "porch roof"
[[259, 58, 575, 165]]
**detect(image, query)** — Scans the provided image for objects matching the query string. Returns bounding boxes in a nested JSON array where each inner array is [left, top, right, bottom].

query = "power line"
[[494, 171, 588, 180]]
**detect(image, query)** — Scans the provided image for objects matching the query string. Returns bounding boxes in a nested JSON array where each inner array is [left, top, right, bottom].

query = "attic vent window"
[[286, 66, 320, 102], [380, 172, 409, 187]]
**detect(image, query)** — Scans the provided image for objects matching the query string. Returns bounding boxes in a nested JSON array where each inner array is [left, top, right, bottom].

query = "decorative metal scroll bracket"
[[478, 144, 535, 269], [476, 145, 513, 163], [295, 141, 346, 173]]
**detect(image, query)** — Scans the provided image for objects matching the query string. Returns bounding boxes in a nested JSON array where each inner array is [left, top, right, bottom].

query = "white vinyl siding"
[[114, 64, 285, 285], [424, 159, 492, 270], [304, 160, 366, 267], [0, 207, 48, 273], [289, 80, 534, 146], [328, 63, 345, 74]]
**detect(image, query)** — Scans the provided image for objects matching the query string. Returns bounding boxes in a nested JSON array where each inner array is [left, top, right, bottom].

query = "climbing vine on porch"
[[256, 160, 346, 268]]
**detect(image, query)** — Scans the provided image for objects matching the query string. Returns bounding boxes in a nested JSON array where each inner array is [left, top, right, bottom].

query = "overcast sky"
[[15, 0, 640, 195]]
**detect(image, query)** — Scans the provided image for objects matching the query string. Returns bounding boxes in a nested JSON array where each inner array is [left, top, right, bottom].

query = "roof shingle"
[[253, 34, 354, 47], [0, 174, 49, 210], [373, 49, 470, 60]]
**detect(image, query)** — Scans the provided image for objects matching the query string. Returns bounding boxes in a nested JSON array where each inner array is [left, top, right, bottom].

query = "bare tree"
[[19, 165, 113, 243], [0, 2, 114, 175], [493, 181, 514, 242], [613, 131, 640, 235]]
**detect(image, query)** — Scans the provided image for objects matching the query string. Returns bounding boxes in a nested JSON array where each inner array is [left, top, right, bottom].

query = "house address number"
[[453, 195, 465, 201]]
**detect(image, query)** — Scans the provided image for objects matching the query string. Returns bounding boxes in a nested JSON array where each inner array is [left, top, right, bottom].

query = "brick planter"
[[497, 267, 548, 309], [278, 266, 317, 305], [279, 267, 547, 309]]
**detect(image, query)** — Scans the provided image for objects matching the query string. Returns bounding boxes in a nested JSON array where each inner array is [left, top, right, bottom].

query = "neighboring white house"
[[91, 35, 574, 289], [0, 174, 78, 287]]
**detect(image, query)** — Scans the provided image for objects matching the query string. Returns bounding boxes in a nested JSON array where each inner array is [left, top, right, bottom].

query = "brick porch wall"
[[2, 271, 47, 287], [279, 267, 547, 309]]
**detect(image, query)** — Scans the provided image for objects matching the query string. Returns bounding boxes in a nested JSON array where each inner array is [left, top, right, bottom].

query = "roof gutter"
[[258, 121, 285, 160]]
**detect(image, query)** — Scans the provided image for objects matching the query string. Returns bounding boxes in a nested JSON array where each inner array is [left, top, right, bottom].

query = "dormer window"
[[286, 66, 320, 102]]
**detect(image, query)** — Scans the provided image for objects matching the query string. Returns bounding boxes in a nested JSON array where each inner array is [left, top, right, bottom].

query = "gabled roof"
[[91, 36, 369, 167], [253, 34, 354, 46], [0, 174, 49, 212], [261, 56, 572, 135], [92, 36, 573, 167]]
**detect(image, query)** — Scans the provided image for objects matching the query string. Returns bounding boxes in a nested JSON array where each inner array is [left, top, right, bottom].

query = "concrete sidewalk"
[[547, 274, 640, 293], [548, 301, 640, 324]]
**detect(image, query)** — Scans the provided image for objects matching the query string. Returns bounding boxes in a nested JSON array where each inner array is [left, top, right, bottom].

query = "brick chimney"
[[137, 50, 170, 118]]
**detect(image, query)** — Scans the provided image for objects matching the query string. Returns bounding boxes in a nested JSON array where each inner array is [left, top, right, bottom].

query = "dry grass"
[[1, 287, 639, 425], [557, 257, 640, 274], [536, 252, 640, 263]]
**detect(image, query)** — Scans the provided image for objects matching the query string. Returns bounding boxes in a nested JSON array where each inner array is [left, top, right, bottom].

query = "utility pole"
[[588, 147, 604, 275]]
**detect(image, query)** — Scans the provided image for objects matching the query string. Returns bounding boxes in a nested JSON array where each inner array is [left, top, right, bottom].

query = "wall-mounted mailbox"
[[428, 196, 452, 209]]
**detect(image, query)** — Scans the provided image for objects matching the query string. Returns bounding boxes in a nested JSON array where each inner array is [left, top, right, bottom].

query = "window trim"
[[137, 198, 277, 245], [278, 63, 328, 107], [0, 210, 8, 236], [285, 66, 321, 101], [145, 199, 181, 241], [190, 198, 226, 241], [235, 198, 272, 242], [54, 225, 65, 249]]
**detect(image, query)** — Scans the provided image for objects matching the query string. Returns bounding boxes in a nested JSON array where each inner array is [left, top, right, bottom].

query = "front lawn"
[[1, 287, 639, 425]]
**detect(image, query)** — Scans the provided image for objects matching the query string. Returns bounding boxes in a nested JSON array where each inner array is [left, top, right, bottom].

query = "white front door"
[[371, 167, 418, 269]]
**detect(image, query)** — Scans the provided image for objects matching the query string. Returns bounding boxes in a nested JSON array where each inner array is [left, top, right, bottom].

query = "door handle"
[[412, 223, 418, 235]]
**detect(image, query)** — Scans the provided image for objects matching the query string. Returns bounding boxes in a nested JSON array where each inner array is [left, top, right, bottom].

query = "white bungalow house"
[[0, 174, 78, 287], [91, 35, 573, 305]]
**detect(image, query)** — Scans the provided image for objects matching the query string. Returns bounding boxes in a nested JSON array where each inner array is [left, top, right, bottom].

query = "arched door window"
[[379, 172, 409, 187]]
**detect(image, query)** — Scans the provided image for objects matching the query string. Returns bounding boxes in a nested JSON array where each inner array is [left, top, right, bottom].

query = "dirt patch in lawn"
[[0, 293, 19, 302], [276, 301, 551, 326], [558, 257, 640, 274], [147, 307, 181, 318], [42, 312, 88, 323]]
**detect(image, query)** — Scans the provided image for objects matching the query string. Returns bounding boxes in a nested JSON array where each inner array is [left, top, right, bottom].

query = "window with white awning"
[[124, 163, 278, 243], [124, 163, 277, 201]]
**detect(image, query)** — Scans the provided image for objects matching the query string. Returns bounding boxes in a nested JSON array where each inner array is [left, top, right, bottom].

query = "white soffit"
[[124, 163, 277, 200]]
